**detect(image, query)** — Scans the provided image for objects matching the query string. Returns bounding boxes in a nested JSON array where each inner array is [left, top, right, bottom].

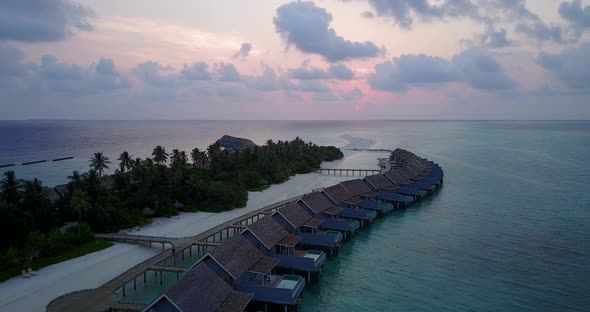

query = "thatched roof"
[[365, 174, 395, 190], [216, 135, 257, 151]]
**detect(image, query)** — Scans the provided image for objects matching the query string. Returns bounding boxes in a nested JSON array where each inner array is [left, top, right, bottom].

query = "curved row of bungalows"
[[142, 149, 443, 312]]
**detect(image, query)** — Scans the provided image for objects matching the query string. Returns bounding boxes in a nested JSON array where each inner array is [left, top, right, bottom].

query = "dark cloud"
[[365, 0, 572, 45], [368, 49, 516, 92], [538, 43, 590, 90], [367, 0, 479, 29], [329, 64, 355, 80], [0, 0, 93, 42], [181, 62, 212, 80], [288, 67, 330, 80], [287, 64, 354, 80], [515, 22, 566, 44], [342, 87, 364, 100], [452, 48, 517, 90], [35, 56, 130, 93], [134, 61, 177, 87], [559, 0, 590, 31], [233, 42, 252, 59], [246, 66, 295, 91], [216, 62, 241, 81], [368, 54, 462, 92], [477, 27, 513, 48], [0, 43, 32, 78], [40, 55, 84, 80], [297, 80, 331, 93], [274, 1, 383, 62]]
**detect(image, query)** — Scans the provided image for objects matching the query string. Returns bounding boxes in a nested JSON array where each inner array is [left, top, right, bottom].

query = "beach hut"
[[141, 262, 252, 312]]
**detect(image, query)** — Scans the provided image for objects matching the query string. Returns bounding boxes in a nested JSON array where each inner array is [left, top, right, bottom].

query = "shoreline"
[[0, 134, 380, 312]]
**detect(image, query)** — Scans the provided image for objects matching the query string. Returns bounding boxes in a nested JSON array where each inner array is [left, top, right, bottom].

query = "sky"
[[0, 0, 589, 120]]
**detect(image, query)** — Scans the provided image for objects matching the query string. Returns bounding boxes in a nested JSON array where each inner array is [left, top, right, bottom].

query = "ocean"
[[1, 120, 589, 311]]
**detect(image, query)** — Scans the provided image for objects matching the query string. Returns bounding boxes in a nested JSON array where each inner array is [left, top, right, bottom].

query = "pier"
[[318, 168, 382, 176]]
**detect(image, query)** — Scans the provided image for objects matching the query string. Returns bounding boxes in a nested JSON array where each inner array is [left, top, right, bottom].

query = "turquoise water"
[[301, 121, 590, 311], [1, 120, 589, 310]]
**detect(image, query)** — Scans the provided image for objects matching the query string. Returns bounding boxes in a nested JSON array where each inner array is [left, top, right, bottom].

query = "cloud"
[[233, 42, 252, 59], [0, 0, 93, 42], [287, 64, 355, 80], [368, 49, 516, 92], [216, 62, 241, 81], [559, 0, 590, 32], [367, 0, 479, 29], [368, 54, 462, 92], [538, 43, 590, 90], [329, 64, 355, 80], [134, 61, 177, 87], [452, 48, 517, 90], [245, 66, 295, 91], [297, 80, 331, 93], [288, 67, 330, 80], [0, 43, 32, 78], [342, 87, 364, 100], [181, 62, 212, 80], [36, 56, 130, 93], [274, 1, 383, 62], [365, 0, 572, 45]]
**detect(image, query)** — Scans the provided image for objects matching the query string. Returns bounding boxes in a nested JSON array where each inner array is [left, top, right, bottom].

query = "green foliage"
[[0, 138, 342, 259]]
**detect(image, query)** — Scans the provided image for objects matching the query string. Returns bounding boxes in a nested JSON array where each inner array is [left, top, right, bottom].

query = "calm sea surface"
[[1, 120, 589, 311]]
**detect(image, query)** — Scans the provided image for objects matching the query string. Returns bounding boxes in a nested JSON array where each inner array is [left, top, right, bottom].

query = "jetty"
[[47, 148, 443, 312]]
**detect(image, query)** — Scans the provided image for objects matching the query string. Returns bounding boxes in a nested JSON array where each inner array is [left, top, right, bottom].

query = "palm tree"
[[170, 149, 182, 167], [180, 151, 188, 163], [191, 148, 208, 166], [152, 146, 169, 165], [0, 170, 22, 204], [68, 170, 81, 183], [117, 151, 133, 173], [89, 152, 111, 177], [70, 189, 91, 224]]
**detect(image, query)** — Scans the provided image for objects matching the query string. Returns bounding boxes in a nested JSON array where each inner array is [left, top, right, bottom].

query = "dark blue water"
[[1, 120, 589, 311]]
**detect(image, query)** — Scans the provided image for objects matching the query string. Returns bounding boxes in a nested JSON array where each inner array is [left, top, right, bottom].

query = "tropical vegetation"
[[0, 137, 342, 280]]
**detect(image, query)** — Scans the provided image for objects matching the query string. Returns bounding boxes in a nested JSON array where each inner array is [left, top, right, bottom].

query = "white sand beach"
[[0, 135, 385, 312]]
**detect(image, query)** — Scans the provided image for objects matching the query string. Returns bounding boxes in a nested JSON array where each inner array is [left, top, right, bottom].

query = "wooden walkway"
[[318, 168, 382, 176], [46, 195, 303, 312]]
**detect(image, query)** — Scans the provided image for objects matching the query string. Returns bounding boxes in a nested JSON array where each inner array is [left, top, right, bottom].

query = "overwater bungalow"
[[339, 179, 396, 213], [365, 173, 427, 201], [321, 184, 377, 226], [384, 169, 437, 193], [242, 216, 326, 279], [196, 234, 305, 311], [297, 192, 360, 238], [141, 262, 252, 312], [272, 202, 342, 256]]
